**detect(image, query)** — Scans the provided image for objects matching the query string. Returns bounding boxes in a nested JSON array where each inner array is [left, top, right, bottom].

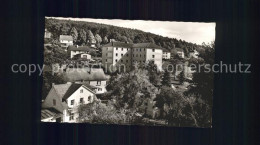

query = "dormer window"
[[71, 100, 74, 106], [88, 96, 91, 101], [80, 89, 83, 93]]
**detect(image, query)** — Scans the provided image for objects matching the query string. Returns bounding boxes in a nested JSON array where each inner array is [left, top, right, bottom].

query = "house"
[[42, 83, 96, 123], [41, 107, 63, 122], [101, 42, 163, 72], [59, 35, 73, 47], [67, 45, 94, 59], [162, 48, 171, 59], [63, 67, 108, 95], [44, 29, 51, 39]]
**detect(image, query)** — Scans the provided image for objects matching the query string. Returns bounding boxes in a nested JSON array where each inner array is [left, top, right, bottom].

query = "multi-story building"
[[162, 48, 171, 60], [102, 42, 163, 72]]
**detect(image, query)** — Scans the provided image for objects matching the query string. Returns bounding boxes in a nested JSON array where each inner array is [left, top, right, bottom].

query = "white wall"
[[66, 86, 95, 108]]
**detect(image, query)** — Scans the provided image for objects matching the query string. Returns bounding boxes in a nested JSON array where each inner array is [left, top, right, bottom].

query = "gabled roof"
[[59, 35, 73, 41], [102, 42, 162, 49], [62, 84, 95, 100], [102, 42, 133, 48], [132, 43, 162, 49], [63, 68, 108, 82], [67, 45, 93, 51], [52, 83, 72, 99]]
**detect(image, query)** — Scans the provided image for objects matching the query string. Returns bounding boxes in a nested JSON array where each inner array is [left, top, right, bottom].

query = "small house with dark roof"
[[59, 35, 73, 47], [102, 42, 163, 72], [161, 47, 171, 60], [67, 45, 93, 59], [42, 83, 95, 123]]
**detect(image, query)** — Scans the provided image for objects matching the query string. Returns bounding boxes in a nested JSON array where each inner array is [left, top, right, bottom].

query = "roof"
[[102, 42, 133, 48], [63, 68, 108, 82], [175, 47, 183, 52], [132, 43, 162, 49], [52, 83, 72, 99], [62, 84, 95, 100], [102, 42, 162, 49], [161, 47, 170, 52], [67, 45, 94, 51], [41, 108, 62, 120], [59, 35, 73, 41]]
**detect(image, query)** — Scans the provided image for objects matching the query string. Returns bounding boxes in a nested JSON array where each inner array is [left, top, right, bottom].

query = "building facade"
[[102, 42, 163, 72], [59, 35, 73, 47]]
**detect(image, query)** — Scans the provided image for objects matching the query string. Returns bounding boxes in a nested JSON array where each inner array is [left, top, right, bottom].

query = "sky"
[[48, 17, 215, 45]]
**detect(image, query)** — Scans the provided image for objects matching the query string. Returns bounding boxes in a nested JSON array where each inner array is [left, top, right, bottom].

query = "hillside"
[[45, 18, 205, 55]]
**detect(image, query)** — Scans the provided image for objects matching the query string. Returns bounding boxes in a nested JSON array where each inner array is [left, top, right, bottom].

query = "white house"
[[67, 45, 94, 59], [41, 83, 96, 123], [162, 48, 171, 59], [59, 35, 73, 47]]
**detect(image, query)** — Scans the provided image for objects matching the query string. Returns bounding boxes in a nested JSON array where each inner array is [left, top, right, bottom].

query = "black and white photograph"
[[41, 17, 215, 127]]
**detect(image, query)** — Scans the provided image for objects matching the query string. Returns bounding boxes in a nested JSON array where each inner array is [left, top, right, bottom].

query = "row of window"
[[115, 59, 129, 63], [70, 96, 91, 106], [107, 47, 155, 52]]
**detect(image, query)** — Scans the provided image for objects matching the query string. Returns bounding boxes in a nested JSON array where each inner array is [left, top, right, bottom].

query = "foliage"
[[162, 70, 171, 87], [78, 100, 141, 124], [45, 18, 208, 52], [178, 70, 185, 85], [78, 29, 87, 44], [145, 60, 162, 86], [44, 46, 69, 65], [70, 27, 78, 42], [106, 68, 159, 114], [95, 34, 102, 44], [42, 70, 66, 99]]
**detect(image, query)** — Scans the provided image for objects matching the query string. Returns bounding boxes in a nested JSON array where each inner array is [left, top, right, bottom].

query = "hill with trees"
[[45, 18, 206, 54]]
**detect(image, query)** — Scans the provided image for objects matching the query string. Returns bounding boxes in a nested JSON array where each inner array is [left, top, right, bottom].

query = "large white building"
[[102, 42, 163, 72]]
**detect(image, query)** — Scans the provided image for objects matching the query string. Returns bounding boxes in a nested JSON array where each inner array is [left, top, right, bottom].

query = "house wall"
[[102, 46, 114, 72], [42, 87, 64, 112], [89, 80, 107, 94], [163, 52, 171, 59], [66, 86, 95, 108], [63, 107, 79, 123], [146, 48, 163, 70], [132, 47, 146, 65]]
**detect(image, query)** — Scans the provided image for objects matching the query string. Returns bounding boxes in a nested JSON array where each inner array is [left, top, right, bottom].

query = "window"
[[121, 60, 123, 62], [140, 54, 141, 57], [121, 48, 123, 51], [121, 54, 123, 57], [133, 54, 134, 57], [127, 48, 129, 51], [69, 113, 74, 121], [126, 54, 128, 57], [71, 100, 74, 105], [80, 89, 83, 93], [116, 47, 118, 50], [107, 48, 108, 50], [116, 53, 118, 56], [97, 81, 101, 86], [136, 54, 138, 57], [53, 99, 56, 106], [115, 59, 118, 62], [88, 96, 91, 101], [106, 59, 107, 62], [98, 88, 102, 91], [152, 55, 155, 58], [152, 49, 155, 52], [80, 98, 83, 103], [106, 53, 108, 56], [126, 60, 128, 63], [140, 48, 141, 51]]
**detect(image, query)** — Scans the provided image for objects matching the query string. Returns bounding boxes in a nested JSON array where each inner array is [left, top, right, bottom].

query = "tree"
[[179, 70, 185, 85], [148, 37, 155, 43], [102, 36, 108, 44], [162, 70, 171, 87], [70, 27, 78, 42], [78, 29, 87, 44], [86, 30, 96, 44], [145, 60, 161, 87], [95, 34, 102, 44], [42, 70, 66, 99]]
